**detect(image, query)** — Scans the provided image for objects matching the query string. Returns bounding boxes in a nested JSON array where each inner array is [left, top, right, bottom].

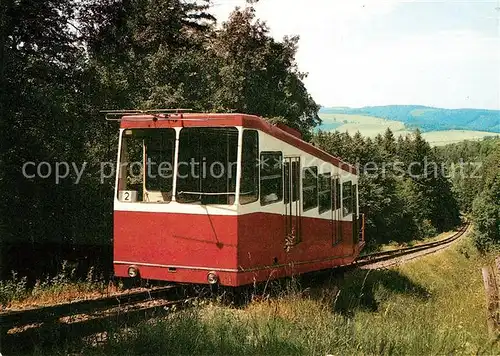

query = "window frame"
[[240, 130, 260, 205], [318, 172, 332, 214], [284, 161, 290, 205], [283, 159, 300, 205], [292, 161, 300, 202], [144, 129, 176, 194], [342, 181, 353, 217], [333, 177, 341, 211], [302, 166, 318, 212], [176, 126, 239, 205], [332, 175, 343, 246], [352, 183, 358, 215], [117, 128, 176, 203], [259, 151, 283, 206]]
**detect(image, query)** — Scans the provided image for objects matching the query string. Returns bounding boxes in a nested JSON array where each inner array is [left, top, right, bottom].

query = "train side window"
[[302, 166, 318, 211], [284, 160, 300, 204], [284, 161, 290, 204], [333, 177, 341, 211], [292, 161, 300, 201], [342, 181, 353, 216], [353, 183, 358, 214], [260, 152, 283, 206], [240, 130, 259, 205], [318, 173, 332, 214]]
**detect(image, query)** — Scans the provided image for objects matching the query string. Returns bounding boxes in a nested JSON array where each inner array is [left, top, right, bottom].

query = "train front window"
[[176, 127, 238, 205], [117, 128, 175, 203]]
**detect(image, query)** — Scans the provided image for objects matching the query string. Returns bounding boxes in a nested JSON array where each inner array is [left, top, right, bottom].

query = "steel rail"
[[0, 285, 181, 331], [355, 223, 469, 267], [1, 295, 197, 355]]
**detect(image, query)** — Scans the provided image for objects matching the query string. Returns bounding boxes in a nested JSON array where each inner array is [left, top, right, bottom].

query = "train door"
[[284, 157, 301, 248], [332, 175, 342, 245], [352, 183, 359, 244]]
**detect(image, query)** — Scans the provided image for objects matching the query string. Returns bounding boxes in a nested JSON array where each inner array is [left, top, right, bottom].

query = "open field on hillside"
[[38, 236, 498, 355], [422, 130, 500, 146], [321, 105, 500, 133], [319, 113, 499, 146], [319, 113, 407, 136]]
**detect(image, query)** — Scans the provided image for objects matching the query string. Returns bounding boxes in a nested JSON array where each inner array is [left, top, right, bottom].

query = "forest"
[[1, 0, 499, 278], [435, 137, 500, 250]]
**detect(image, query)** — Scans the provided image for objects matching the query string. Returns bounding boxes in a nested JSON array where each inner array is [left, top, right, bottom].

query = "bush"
[[0, 271, 28, 305]]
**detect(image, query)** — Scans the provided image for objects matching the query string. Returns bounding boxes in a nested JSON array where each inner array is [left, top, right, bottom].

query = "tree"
[[383, 128, 396, 156], [471, 144, 500, 250], [80, 0, 216, 109], [472, 190, 500, 250], [313, 129, 461, 247], [210, 6, 320, 135], [1, 0, 87, 244]]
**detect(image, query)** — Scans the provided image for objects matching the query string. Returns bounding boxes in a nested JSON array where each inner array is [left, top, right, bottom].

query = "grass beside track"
[[0, 262, 122, 310], [38, 236, 498, 355]]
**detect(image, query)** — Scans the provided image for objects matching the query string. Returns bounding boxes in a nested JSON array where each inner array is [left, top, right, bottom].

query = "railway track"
[[1, 285, 179, 329], [1, 224, 470, 352], [1, 285, 194, 353], [355, 223, 470, 269]]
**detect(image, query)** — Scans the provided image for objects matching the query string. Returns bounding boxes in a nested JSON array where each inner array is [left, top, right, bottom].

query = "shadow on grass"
[[305, 268, 431, 316], [202, 265, 432, 315], [5, 309, 305, 356], [216, 267, 431, 319], [94, 312, 304, 356]]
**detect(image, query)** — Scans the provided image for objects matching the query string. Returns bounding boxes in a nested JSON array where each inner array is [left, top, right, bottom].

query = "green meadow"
[[319, 113, 499, 146]]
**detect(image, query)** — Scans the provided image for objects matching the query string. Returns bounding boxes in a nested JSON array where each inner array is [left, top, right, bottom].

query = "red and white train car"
[[111, 111, 365, 287]]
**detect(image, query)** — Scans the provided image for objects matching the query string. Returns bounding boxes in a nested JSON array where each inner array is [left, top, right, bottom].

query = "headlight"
[[207, 271, 218, 285], [128, 266, 139, 278]]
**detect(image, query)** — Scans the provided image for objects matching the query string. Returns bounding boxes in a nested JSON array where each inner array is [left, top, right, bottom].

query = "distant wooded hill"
[[320, 105, 500, 133]]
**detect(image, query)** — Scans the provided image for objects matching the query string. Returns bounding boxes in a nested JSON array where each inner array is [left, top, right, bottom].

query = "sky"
[[210, 0, 500, 110]]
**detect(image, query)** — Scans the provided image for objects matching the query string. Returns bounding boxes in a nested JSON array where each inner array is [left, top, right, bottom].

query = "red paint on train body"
[[114, 211, 361, 286]]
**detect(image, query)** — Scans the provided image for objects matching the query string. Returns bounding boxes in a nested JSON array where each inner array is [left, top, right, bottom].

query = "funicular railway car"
[[110, 110, 365, 287]]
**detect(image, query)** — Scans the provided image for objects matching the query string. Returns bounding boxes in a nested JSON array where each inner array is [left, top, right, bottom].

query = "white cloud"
[[211, 0, 402, 35], [210, 0, 500, 109], [309, 28, 500, 108]]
